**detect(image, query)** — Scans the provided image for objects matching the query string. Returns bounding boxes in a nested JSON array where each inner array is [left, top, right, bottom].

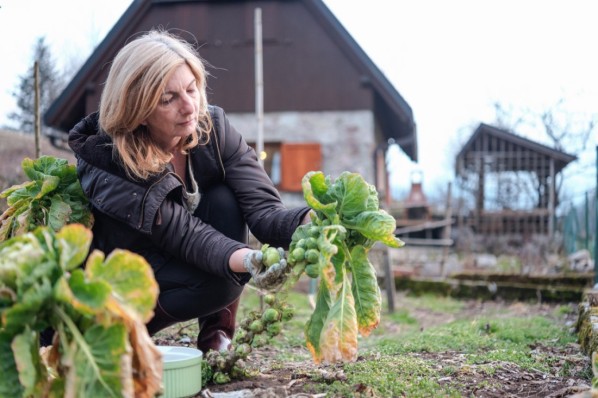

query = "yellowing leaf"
[[319, 278, 358, 363], [127, 316, 163, 398], [87, 249, 158, 323], [55, 224, 93, 271], [350, 246, 381, 336], [305, 281, 332, 363], [53, 270, 111, 316]]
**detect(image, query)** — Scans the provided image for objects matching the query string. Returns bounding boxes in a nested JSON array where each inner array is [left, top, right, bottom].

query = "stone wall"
[[227, 110, 375, 208]]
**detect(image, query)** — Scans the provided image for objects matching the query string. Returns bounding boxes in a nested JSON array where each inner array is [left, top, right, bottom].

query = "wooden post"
[[548, 158, 555, 237], [34, 61, 41, 158], [383, 247, 396, 313], [440, 182, 453, 276], [594, 146, 598, 287], [255, 8, 266, 311], [254, 7, 264, 167]]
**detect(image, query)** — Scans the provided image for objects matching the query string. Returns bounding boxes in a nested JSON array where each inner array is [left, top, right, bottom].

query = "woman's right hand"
[[242, 249, 289, 290]]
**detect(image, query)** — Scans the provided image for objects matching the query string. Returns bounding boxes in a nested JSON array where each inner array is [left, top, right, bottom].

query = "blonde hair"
[[99, 30, 212, 180]]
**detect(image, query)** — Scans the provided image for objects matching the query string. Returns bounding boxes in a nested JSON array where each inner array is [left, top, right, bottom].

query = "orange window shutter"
[[280, 143, 321, 192]]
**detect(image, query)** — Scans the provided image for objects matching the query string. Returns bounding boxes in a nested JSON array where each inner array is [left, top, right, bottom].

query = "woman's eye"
[[161, 98, 172, 105]]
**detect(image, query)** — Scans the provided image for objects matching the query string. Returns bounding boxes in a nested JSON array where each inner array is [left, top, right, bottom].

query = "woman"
[[68, 30, 310, 353]]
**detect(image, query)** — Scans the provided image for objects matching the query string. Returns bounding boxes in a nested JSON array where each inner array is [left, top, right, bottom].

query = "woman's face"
[[144, 64, 200, 151]]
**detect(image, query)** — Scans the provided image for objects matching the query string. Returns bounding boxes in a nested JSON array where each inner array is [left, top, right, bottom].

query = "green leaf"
[[0, 180, 35, 201], [343, 210, 405, 248], [319, 275, 359, 363], [0, 331, 24, 397], [349, 245, 382, 336], [54, 270, 111, 316], [86, 249, 158, 322], [301, 172, 338, 221], [55, 224, 93, 271], [2, 278, 52, 336], [63, 322, 130, 397], [23, 156, 69, 183], [365, 183, 380, 211], [61, 194, 93, 227], [0, 157, 92, 242], [328, 172, 373, 218], [12, 327, 47, 397], [305, 280, 332, 363], [48, 196, 72, 231]]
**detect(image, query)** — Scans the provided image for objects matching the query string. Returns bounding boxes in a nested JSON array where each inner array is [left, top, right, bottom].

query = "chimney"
[[404, 170, 430, 219]]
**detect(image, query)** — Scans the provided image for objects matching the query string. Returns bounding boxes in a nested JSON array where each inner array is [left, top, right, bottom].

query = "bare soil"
[[153, 295, 592, 398]]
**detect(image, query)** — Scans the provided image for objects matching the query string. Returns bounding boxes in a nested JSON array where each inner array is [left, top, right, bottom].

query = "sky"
[[0, 0, 596, 204]]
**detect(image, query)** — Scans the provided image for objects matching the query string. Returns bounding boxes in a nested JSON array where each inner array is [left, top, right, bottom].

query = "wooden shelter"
[[44, 0, 417, 205], [455, 123, 577, 236]]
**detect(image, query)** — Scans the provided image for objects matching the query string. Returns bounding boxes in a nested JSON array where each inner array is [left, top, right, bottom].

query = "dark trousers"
[[150, 184, 248, 323]]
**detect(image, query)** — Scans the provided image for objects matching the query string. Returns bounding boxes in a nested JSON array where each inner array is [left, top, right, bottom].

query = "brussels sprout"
[[213, 371, 231, 384], [205, 350, 220, 365], [306, 237, 318, 250], [231, 362, 247, 379], [263, 293, 276, 306], [308, 226, 320, 237], [262, 308, 280, 323], [281, 306, 294, 321], [305, 263, 320, 278], [249, 319, 264, 333], [215, 355, 228, 371], [296, 238, 306, 249], [291, 247, 305, 262], [233, 328, 249, 344], [305, 249, 319, 264], [252, 334, 269, 348], [235, 343, 252, 359], [239, 318, 252, 330], [262, 246, 281, 267], [267, 321, 282, 337]]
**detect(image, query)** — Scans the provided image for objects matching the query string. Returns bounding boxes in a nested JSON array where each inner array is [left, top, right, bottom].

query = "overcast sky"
[[0, 0, 596, 202]]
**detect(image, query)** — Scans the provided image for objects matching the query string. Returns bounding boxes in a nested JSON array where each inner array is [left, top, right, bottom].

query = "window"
[[250, 142, 321, 192], [280, 142, 321, 192]]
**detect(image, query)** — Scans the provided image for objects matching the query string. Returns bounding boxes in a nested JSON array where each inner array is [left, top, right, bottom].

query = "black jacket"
[[68, 105, 309, 284]]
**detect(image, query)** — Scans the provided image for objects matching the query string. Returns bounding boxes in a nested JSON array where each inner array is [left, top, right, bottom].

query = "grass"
[[233, 281, 589, 397]]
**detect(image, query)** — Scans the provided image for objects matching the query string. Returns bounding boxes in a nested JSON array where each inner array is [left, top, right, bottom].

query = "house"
[[455, 123, 577, 237], [45, 0, 417, 206]]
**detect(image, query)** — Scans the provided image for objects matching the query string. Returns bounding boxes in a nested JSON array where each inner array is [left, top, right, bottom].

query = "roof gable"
[[44, 0, 417, 161], [456, 123, 577, 176]]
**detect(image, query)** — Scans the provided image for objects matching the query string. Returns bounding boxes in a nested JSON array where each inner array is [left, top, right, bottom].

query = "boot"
[[197, 297, 240, 353], [146, 301, 181, 336]]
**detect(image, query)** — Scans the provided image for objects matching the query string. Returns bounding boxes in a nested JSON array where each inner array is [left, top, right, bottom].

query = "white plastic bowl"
[[158, 346, 203, 398]]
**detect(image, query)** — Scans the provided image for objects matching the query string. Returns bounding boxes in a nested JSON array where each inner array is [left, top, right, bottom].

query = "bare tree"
[[8, 37, 65, 136], [491, 99, 597, 206]]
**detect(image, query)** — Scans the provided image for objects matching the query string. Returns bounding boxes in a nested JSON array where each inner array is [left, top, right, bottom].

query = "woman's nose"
[[180, 93, 194, 114]]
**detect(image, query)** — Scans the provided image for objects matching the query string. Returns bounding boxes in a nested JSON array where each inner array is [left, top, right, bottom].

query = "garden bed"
[[153, 283, 592, 397], [394, 272, 592, 303]]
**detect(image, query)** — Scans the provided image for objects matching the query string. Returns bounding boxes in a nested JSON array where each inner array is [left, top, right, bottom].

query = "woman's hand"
[[242, 248, 289, 290]]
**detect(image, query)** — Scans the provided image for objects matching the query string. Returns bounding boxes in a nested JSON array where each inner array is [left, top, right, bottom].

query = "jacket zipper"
[[213, 128, 226, 181]]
